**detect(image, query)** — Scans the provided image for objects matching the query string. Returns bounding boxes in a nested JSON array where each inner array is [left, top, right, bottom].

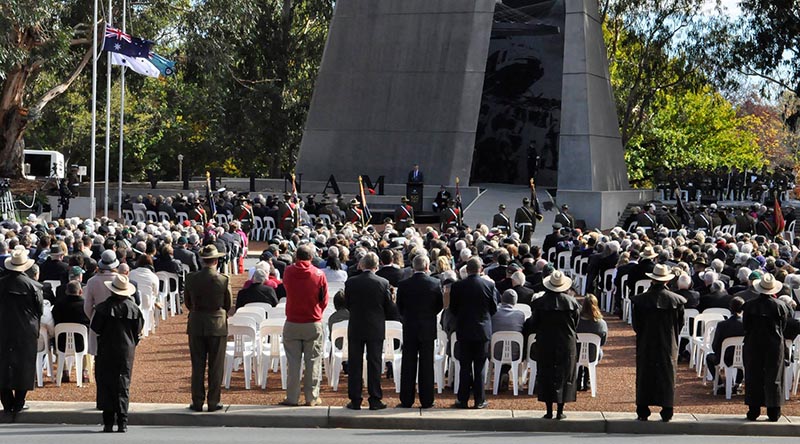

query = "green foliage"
[[625, 86, 764, 183]]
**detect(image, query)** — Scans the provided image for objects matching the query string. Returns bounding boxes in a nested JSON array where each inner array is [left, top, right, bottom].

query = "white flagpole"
[[117, 0, 126, 218], [103, 0, 113, 217], [89, 0, 99, 219]]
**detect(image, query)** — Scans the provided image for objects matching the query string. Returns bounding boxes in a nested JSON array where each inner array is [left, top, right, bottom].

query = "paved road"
[[0, 425, 796, 443]]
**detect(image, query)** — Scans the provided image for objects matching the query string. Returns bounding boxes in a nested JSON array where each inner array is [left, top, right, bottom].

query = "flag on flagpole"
[[675, 186, 691, 226], [111, 53, 160, 78], [291, 173, 300, 228], [775, 196, 785, 234], [206, 171, 217, 219], [104, 25, 152, 57], [455, 177, 463, 227], [358, 175, 372, 225]]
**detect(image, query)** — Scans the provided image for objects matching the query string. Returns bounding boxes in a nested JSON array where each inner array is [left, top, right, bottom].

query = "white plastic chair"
[[696, 321, 721, 378], [576, 333, 602, 397], [678, 308, 700, 356], [328, 320, 349, 390], [215, 214, 230, 226], [35, 327, 53, 387], [785, 220, 796, 244], [786, 336, 800, 398], [263, 216, 277, 240], [156, 271, 180, 319], [433, 328, 448, 394], [513, 304, 532, 319], [54, 323, 89, 387], [556, 252, 571, 276], [176, 212, 189, 223], [158, 211, 171, 222], [259, 318, 287, 390], [546, 247, 556, 264], [490, 331, 524, 396], [703, 308, 731, 318], [122, 209, 135, 225], [224, 323, 258, 389], [525, 333, 537, 395], [712, 336, 744, 399], [245, 302, 272, 312], [266, 305, 286, 320], [601, 269, 614, 313], [251, 216, 264, 242], [384, 321, 403, 393], [236, 306, 267, 324], [43, 280, 62, 296], [146, 210, 159, 223], [689, 313, 725, 369]]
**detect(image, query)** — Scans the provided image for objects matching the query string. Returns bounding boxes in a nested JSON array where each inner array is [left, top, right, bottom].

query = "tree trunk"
[[0, 66, 32, 179]]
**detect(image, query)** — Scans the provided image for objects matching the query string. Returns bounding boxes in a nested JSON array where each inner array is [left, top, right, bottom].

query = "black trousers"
[[188, 335, 226, 408], [348, 338, 383, 406], [0, 390, 27, 412], [400, 337, 435, 407], [457, 339, 488, 406]]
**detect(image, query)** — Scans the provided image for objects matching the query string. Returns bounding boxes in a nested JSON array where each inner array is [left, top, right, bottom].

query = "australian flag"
[[103, 25, 152, 58]]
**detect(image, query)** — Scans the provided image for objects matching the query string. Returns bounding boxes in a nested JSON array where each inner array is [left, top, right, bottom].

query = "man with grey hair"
[[396, 254, 443, 408], [510, 270, 534, 306], [345, 252, 398, 410], [699, 280, 731, 311], [449, 257, 498, 409]]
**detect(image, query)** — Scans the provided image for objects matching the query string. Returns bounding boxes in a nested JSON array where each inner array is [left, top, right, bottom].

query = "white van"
[[23, 149, 65, 179]]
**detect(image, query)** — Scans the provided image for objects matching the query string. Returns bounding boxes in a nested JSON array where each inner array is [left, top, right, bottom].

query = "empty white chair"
[[712, 336, 745, 399], [251, 216, 264, 241], [263, 216, 277, 240], [689, 313, 725, 368], [384, 321, 403, 393], [490, 331, 524, 396], [601, 269, 614, 313], [525, 334, 537, 395], [54, 323, 89, 387], [576, 333, 602, 397], [433, 329, 448, 394], [328, 320, 349, 390], [35, 327, 53, 387], [224, 323, 258, 389], [156, 271, 180, 319], [696, 321, 721, 378], [678, 308, 700, 355], [259, 318, 287, 390]]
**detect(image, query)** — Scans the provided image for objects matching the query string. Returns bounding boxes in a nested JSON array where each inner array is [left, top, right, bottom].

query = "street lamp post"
[[178, 154, 184, 182]]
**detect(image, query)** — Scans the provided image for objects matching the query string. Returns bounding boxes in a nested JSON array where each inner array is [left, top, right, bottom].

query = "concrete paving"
[[5, 402, 799, 437]]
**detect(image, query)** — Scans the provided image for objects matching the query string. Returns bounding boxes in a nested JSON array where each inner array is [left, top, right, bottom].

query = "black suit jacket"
[[235, 284, 279, 310], [345, 271, 398, 341], [396, 273, 443, 342], [449, 275, 498, 342], [711, 314, 744, 366], [407, 169, 424, 184], [376, 266, 405, 287], [174, 246, 199, 272], [698, 290, 731, 311]]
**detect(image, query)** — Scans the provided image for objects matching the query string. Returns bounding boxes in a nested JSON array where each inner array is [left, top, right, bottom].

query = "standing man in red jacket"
[[281, 245, 329, 406]]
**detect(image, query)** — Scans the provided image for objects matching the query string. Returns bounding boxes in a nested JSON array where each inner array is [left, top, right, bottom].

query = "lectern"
[[406, 183, 423, 213]]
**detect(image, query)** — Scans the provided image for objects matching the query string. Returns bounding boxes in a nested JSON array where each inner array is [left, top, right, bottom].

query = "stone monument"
[[295, 0, 497, 186], [296, 0, 651, 228]]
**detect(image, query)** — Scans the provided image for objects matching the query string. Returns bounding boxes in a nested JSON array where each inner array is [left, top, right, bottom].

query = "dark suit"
[[185, 266, 232, 409], [448, 275, 498, 406], [706, 314, 744, 380], [344, 270, 398, 407], [396, 272, 443, 407], [407, 169, 424, 184], [698, 289, 731, 311], [376, 266, 404, 287], [174, 246, 199, 273], [235, 284, 278, 310]]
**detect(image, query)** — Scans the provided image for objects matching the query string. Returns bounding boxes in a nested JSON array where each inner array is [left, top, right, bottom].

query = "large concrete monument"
[[295, 0, 497, 185], [296, 0, 651, 228]]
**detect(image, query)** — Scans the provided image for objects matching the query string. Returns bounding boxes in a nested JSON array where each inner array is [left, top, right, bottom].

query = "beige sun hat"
[[646, 263, 676, 282], [4, 247, 34, 272], [104, 274, 136, 297], [198, 244, 226, 259], [640, 246, 658, 260], [543, 270, 572, 293], [753, 273, 783, 295]]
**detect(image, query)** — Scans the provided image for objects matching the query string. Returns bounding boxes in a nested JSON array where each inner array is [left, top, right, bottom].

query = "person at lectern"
[[408, 164, 424, 184]]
